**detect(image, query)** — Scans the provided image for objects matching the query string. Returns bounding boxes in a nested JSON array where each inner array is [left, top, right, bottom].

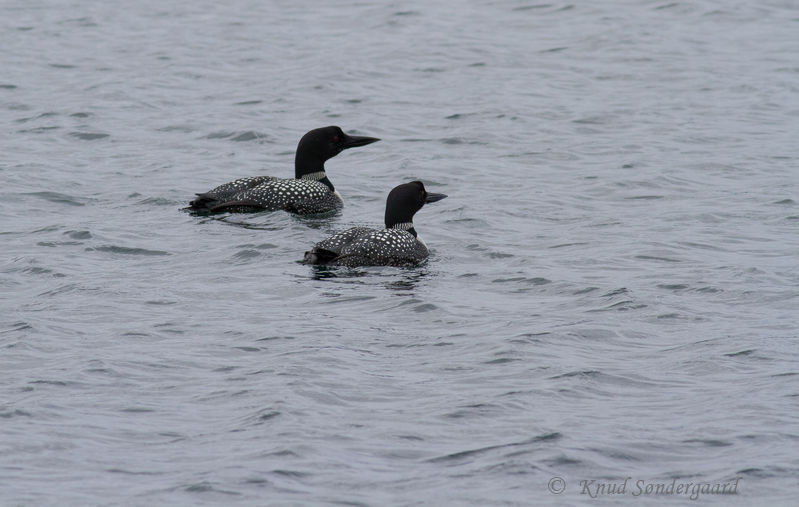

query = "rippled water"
[[2, 0, 798, 505]]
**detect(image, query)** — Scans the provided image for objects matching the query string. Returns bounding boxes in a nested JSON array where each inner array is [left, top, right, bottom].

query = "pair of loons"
[[187, 126, 447, 267]]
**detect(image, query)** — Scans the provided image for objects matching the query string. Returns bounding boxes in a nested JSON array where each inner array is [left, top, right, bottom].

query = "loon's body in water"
[[304, 181, 447, 267], [188, 126, 379, 214]]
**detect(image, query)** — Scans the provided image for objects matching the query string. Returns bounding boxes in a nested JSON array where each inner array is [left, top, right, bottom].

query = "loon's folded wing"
[[188, 176, 277, 211], [303, 227, 374, 264]]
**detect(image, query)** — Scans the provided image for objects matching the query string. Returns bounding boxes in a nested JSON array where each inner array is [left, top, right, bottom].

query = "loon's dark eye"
[[332, 136, 339, 143]]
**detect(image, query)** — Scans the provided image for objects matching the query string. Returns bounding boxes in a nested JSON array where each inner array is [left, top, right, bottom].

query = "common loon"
[[188, 126, 379, 214], [303, 181, 447, 267]]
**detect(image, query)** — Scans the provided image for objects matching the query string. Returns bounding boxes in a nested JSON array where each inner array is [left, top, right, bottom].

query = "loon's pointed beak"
[[341, 133, 380, 149], [425, 192, 448, 203]]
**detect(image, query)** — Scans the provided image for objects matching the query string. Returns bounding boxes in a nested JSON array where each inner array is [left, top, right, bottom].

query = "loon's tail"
[[187, 193, 218, 211], [303, 248, 339, 265], [187, 194, 265, 213]]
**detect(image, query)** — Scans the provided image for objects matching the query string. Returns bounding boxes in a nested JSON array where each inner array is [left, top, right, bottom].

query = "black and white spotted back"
[[190, 176, 342, 214], [304, 227, 429, 267], [310, 227, 375, 256]]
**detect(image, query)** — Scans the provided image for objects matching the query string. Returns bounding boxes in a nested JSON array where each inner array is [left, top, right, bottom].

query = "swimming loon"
[[303, 181, 447, 267], [188, 126, 379, 214]]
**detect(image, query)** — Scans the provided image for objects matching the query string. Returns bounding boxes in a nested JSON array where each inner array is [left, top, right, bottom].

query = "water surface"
[[2, 0, 798, 505]]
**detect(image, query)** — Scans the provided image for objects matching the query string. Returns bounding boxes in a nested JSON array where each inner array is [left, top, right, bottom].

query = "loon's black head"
[[384, 181, 447, 234], [294, 126, 379, 179]]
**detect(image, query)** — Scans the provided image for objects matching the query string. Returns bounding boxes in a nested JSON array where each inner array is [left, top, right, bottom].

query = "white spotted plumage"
[[307, 226, 429, 267], [191, 175, 343, 214]]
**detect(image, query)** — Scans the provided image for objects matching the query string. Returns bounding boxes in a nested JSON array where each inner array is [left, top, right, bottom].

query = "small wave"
[[65, 230, 92, 239], [29, 379, 70, 386], [683, 438, 733, 447], [184, 482, 241, 495], [2, 321, 33, 334], [439, 137, 487, 145], [587, 300, 647, 312], [87, 245, 170, 256], [724, 349, 756, 357], [136, 197, 176, 206], [25, 191, 88, 206], [487, 251, 514, 259], [107, 468, 161, 476], [513, 4, 553, 11], [232, 249, 263, 261], [270, 469, 310, 478], [544, 455, 583, 466], [69, 131, 109, 140], [121, 407, 155, 413], [657, 283, 689, 290], [231, 131, 267, 142], [492, 276, 550, 285], [736, 467, 779, 478], [399, 137, 433, 143], [0, 409, 32, 418], [18, 126, 60, 134], [157, 125, 194, 133], [484, 357, 520, 365], [21, 266, 65, 278], [635, 255, 681, 263], [413, 303, 438, 312], [550, 370, 602, 380], [204, 130, 268, 142], [243, 409, 281, 425], [446, 113, 474, 120], [427, 433, 562, 463], [549, 242, 588, 249]]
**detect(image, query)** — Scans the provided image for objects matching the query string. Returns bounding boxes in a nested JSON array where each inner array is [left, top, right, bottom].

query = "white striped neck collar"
[[299, 171, 327, 181], [390, 222, 417, 237], [391, 222, 414, 231]]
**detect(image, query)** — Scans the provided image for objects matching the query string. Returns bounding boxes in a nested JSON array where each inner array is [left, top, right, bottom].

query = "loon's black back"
[[303, 181, 447, 267], [187, 126, 379, 214], [189, 176, 341, 214]]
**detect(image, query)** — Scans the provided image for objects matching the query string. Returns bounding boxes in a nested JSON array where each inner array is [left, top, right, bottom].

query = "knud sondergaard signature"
[[580, 477, 740, 500]]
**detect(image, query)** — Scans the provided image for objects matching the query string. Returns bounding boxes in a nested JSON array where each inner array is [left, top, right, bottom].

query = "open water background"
[[2, 0, 798, 505]]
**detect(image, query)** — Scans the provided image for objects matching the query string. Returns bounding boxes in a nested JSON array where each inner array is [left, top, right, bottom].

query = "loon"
[[303, 181, 447, 267], [188, 126, 379, 214]]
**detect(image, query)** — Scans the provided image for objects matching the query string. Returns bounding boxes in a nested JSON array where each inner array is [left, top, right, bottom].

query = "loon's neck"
[[295, 149, 333, 189], [298, 170, 334, 192], [390, 222, 417, 237]]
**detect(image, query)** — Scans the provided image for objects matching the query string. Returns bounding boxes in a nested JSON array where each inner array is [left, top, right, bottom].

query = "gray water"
[[2, 0, 798, 505]]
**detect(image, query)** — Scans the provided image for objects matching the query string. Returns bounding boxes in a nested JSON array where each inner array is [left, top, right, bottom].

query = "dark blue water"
[[2, 1, 798, 505]]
